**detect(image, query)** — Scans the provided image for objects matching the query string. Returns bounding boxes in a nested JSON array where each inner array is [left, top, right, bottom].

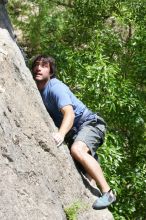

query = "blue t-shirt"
[[40, 78, 88, 128]]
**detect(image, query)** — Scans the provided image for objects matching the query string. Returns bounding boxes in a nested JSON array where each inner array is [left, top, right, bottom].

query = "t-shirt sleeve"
[[50, 83, 72, 110]]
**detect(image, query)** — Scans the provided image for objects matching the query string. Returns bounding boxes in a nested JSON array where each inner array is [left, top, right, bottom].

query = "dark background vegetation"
[[7, 0, 146, 219]]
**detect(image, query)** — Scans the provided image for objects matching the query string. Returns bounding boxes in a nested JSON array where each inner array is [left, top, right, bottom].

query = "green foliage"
[[7, 0, 146, 219], [64, 201, 87, 220]]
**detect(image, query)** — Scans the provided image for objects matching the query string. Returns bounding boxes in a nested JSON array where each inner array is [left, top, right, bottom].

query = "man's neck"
[[36, 80, 49, 91]]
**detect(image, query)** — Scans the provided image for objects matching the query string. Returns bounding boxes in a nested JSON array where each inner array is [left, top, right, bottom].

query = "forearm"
[[53, 105, 75, 146], [59, 111, 75, 136]]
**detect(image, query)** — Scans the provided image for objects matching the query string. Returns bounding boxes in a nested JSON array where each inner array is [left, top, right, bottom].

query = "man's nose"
[[36, 64, 41, 71]]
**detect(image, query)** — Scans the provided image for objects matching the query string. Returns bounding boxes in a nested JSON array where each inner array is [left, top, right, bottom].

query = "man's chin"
[[34, 77, 42, 81]]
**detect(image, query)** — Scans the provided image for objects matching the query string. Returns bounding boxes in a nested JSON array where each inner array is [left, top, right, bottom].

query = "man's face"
[[32, 61, 51, 82]]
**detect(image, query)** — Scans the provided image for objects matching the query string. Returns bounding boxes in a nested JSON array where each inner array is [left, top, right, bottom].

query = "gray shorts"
[[65, 119, 106, 160]]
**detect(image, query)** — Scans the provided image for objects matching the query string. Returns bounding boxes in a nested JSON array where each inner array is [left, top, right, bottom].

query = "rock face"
[[0, 1, 15, 39], [0, 3, 114, 220]]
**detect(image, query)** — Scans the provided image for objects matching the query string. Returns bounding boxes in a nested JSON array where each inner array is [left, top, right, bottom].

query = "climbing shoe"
[[92, 189, 116, 210]]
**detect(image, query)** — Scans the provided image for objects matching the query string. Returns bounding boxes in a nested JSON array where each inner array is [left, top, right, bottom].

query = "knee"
[[70, 144, 79, 158], [70, 142, 88, 161]]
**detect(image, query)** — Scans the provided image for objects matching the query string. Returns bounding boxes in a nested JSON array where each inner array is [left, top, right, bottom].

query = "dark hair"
[[31, 55, 56, 78]]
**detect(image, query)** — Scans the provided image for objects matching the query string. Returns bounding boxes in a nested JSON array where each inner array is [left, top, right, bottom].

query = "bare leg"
[[70, 141, 110, 193], [85, 173, 97, 188]]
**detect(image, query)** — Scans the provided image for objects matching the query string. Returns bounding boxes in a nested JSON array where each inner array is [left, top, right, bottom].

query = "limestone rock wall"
[[0, 1, 15, 39], [0, 3, 114, 220]]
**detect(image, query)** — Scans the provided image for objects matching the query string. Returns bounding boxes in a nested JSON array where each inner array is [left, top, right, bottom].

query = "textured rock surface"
[[0, 5, 114, 220], [0, 2, 15, 39]]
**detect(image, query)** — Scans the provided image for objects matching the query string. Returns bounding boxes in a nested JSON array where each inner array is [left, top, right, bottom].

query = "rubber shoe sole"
[[92, 191, 116, 210]]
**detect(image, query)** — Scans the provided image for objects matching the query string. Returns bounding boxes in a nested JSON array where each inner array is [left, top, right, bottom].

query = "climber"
[[31, 55, 116, 210]]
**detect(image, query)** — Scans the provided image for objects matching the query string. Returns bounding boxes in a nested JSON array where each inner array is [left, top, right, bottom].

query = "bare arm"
[[53, 105, 75, 146], [59, 105, 75, 136]]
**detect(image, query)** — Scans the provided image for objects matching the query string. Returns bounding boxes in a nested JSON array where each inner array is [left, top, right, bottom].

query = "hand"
[[52, 132, 64, 147]]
